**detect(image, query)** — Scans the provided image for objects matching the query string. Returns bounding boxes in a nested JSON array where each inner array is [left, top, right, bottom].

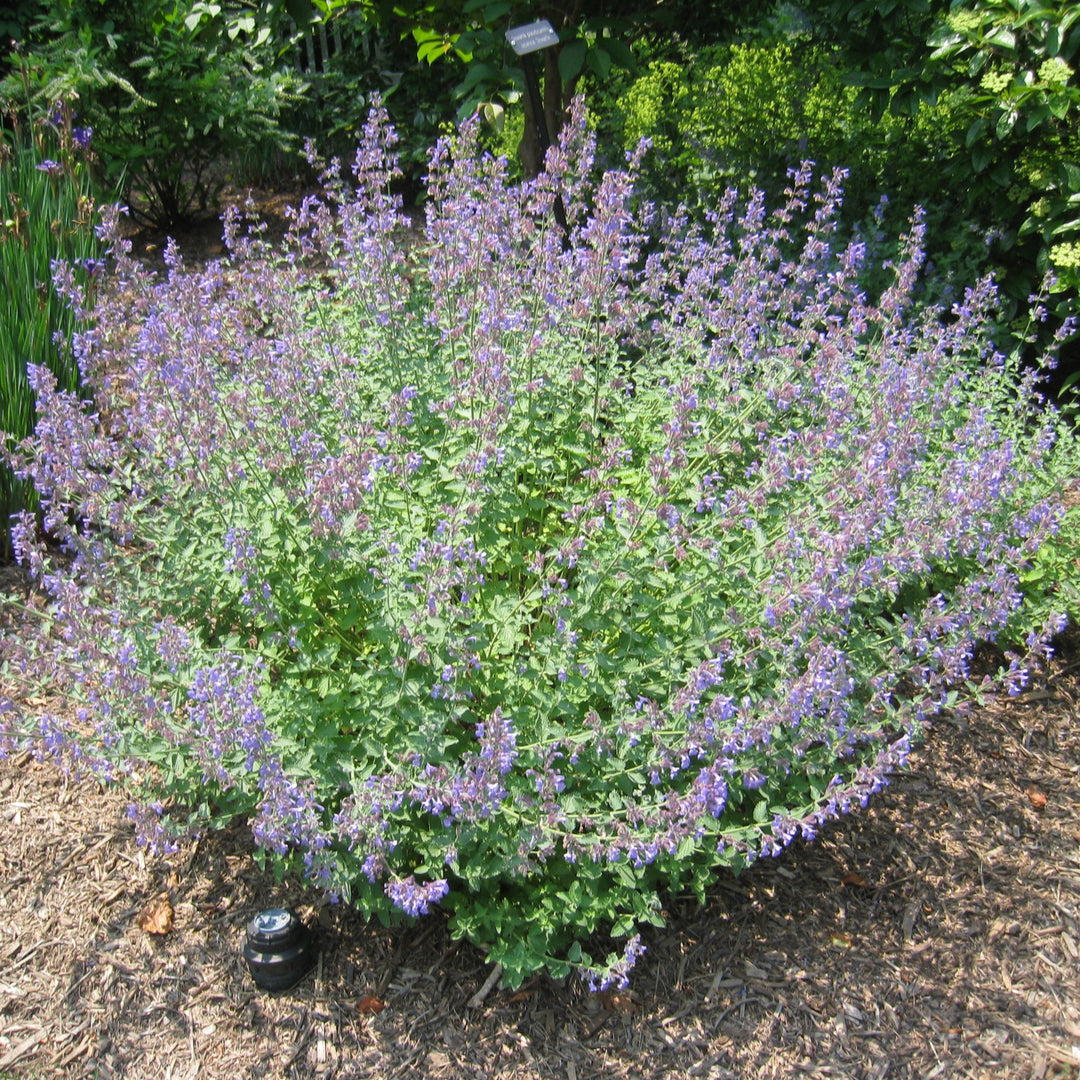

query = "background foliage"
[[806, 0, 1080, 355], [0, 71, 104, 559], [4, 0, 300, 227]]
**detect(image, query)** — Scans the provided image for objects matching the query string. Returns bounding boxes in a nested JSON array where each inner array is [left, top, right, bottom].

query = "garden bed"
[[4, 155, 1080, 1078], [1, 558, 1078, 1078]]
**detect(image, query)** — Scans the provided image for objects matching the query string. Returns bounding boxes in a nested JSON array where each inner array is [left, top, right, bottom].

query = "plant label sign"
[[506, 20, 560, 56]]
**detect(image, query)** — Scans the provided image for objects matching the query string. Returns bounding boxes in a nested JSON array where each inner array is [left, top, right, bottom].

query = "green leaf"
[[927, 27, 963, 51], [587, 46, 612, 81], [417, 38, 451, 64], [967, 116, 989, 147], [888, 88, 919, 117], [558, 40, 587, 85], [971, 143, 995, 172], [1048, 92, 1072, 119], [459, 60, 498, 95], [986, 27, 1017, 51], [603, 37, 635, 71], [676, 836, 696, 861], [1049, 217, 1080, 239], [1026, 102, 1051, 129], [285, 0, 314, 22]]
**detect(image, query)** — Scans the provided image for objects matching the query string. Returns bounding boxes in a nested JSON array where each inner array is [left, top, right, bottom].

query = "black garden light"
[[242, 908, 315, 991]]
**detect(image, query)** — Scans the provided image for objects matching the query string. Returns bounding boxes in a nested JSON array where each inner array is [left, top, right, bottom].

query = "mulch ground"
[[3, 206, 1080, 1079], [2, 579, 1079, 1079]]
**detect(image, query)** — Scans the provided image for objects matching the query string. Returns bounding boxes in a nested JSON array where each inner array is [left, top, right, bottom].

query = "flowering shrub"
[[2, 98, 1076, 990]]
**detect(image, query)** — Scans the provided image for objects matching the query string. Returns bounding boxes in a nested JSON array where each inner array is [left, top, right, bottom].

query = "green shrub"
[[811, 0, 1080, 342], [611, 38, 991, 308], [3, 0, 300, 228]]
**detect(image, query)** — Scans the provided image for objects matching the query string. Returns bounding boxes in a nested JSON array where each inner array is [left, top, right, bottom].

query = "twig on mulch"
[[467, 964, 504, 1009]]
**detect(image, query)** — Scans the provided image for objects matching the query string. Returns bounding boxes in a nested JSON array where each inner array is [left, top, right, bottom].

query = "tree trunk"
[[516, 1, 583, 176]]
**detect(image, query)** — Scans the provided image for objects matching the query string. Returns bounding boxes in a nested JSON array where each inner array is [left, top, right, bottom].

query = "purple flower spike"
[[385, 875, 451, 917], [587, 934, 647, 992]]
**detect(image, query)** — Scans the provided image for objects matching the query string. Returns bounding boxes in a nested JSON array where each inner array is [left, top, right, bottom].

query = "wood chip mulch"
[[3, 599, 1078, 1080]]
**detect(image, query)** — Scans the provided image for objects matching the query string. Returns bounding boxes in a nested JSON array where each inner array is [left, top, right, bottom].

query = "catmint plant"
[[2, 95, 1076, 991]]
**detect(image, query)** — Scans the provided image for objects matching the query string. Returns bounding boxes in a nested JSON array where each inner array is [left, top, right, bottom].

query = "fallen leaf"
[[356, 995, 385, 1015], [1026, 785, 1048, 811], [829, 932, 853, 949], [138, 893, 174, 935], [598, 990, 636, 1013], [841, 871, 868, 888]]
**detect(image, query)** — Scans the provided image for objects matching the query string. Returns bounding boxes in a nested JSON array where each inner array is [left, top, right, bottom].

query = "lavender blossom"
[[587, 935, 647, 992], [385, 875, 450, 917]]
